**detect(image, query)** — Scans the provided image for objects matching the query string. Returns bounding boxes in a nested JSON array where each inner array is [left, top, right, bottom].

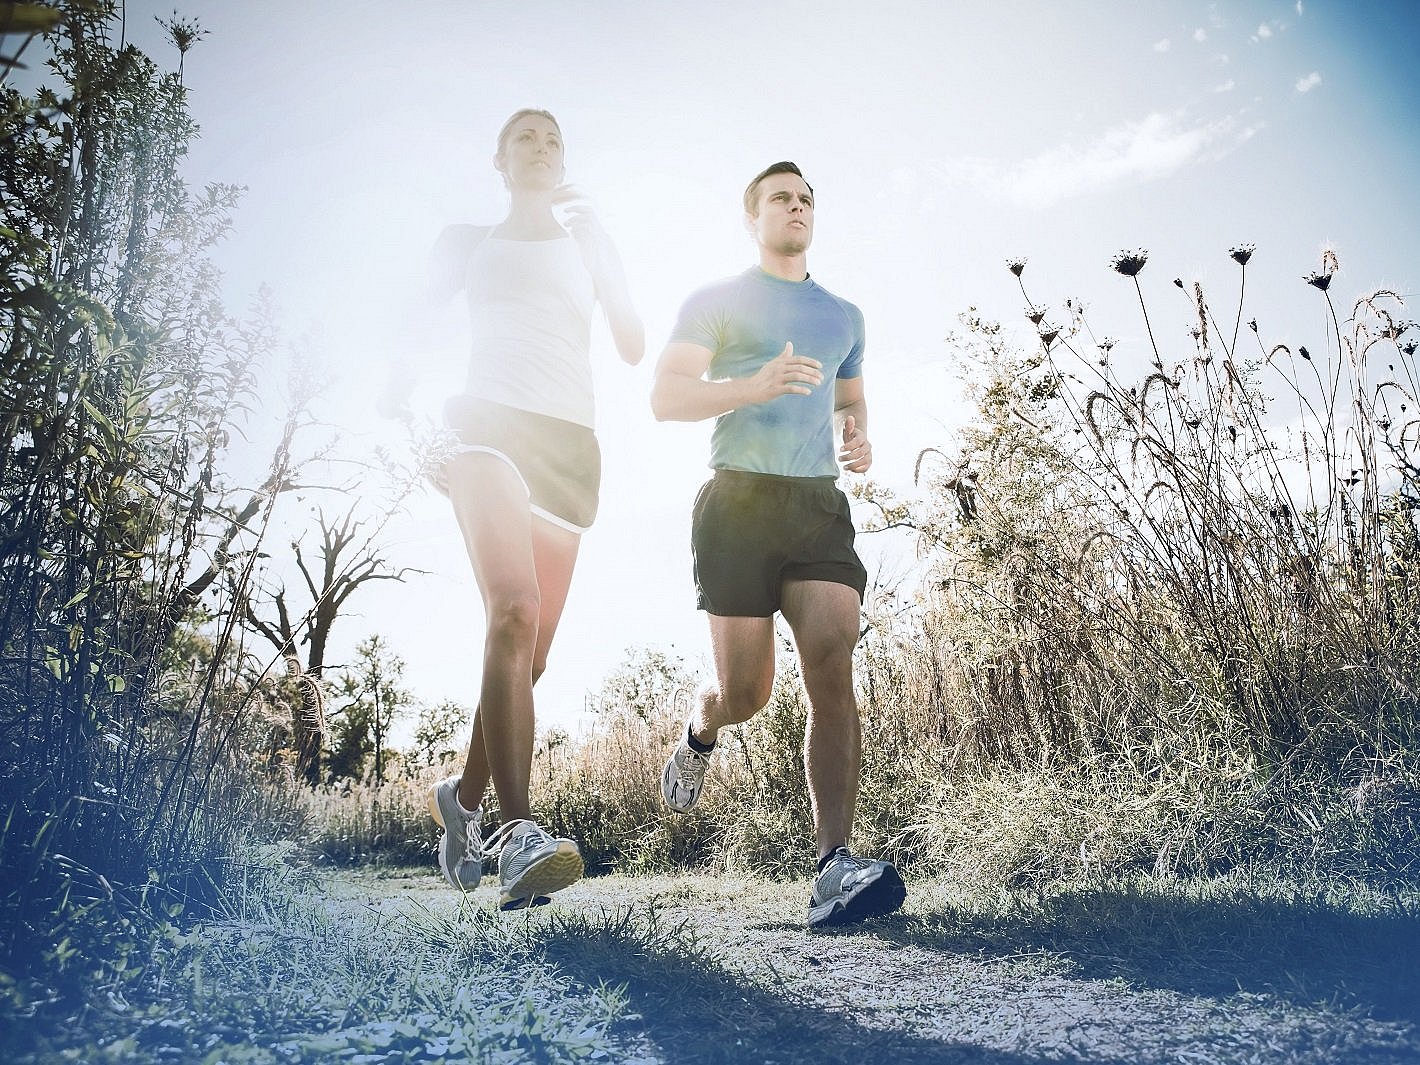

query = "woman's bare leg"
[[445, 453, 580, 819]]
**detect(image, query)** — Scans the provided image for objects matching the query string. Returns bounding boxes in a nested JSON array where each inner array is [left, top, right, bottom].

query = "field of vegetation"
[[2, 3, 1416, 1063]]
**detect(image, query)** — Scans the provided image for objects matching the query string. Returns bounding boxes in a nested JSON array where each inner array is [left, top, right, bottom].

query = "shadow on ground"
[[835, 881, 1420, 1021], [538, 914, 1136, 1065]]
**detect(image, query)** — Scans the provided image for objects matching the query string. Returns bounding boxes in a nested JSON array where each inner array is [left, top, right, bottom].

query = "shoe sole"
[[428, 783, 481, 891], [807, 864, 907, 928], [500, 894, 553, 911], [428, 785, 451, 828], [499, 843, 584, 911]]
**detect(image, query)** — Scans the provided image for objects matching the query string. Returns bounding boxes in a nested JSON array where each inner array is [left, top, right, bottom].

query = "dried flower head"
[[1299, 346, 1311, 360], [1099, 337, 1116, 353], [1305, 270, 1332, 292], [1039, 325, 1060, 347], [1402, 340, 1418, 357], [1006, 258, 1028, 277], [1110, 249, 1149, 277], [1248, 318, 1258, 332], [157, 13, 208, 54], [1174, 278, 1185, 289], [1229, 244, 1255, 266], [1025, 305, 1046, 325]]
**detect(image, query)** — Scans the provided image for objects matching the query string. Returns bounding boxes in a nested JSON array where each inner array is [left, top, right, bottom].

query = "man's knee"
[[713, 677, 773, 723], [796, 623, 858, 678]]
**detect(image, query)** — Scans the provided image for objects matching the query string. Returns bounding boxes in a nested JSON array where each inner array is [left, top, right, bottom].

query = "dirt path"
[[333, 869, 1419, 1064]]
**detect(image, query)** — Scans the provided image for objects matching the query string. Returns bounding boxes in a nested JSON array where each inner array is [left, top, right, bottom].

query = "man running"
[[650, 160, 905, 928]]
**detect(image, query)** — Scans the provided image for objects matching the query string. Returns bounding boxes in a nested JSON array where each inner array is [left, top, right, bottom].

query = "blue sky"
[[28, 0, 1420, 734]]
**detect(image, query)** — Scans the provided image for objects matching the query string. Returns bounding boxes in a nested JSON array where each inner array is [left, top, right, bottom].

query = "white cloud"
[[1256, 23, 1273, 39], [950, 111, 1261, 210], [1295, 70, 1322, 93], [1296, 1, 1304, 14], [1213, 79, 1236, 93], [1154, 38, 1171, 52], [1194, 27, 1208, 42]]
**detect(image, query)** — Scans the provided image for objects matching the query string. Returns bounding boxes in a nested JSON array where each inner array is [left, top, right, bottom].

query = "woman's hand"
[[553, 185, 620, 283], [553, 184, 644, 365]]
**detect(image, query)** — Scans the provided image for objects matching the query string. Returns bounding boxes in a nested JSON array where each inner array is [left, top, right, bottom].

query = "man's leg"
[[780, 579, 862, 863], [693, 614, 778, 742], [783, 578, 904, 927], [662, 614, 776, 812]]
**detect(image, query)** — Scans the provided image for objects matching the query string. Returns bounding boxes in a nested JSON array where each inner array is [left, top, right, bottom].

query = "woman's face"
[[496, 113, 564, 190]]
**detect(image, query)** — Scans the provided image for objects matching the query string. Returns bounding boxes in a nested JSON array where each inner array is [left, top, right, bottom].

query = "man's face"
[[746, 172, 814, 256]]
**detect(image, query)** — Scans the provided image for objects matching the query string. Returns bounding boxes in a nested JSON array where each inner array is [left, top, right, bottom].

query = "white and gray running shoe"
[[807, 847, 906, 928], [482, 819, 583, 911], [661, 733, 713, 812], [427, 775, 483, 891]]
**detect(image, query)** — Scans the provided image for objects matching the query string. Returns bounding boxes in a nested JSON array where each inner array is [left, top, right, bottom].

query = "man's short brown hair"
[[743, 161, 813, 216]]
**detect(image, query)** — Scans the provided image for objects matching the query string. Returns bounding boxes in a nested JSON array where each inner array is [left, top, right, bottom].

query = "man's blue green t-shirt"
[[668, 267, 865, 478]]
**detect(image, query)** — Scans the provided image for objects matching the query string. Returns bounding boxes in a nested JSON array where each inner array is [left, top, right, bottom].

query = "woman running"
[[383, 108, 643, 908]]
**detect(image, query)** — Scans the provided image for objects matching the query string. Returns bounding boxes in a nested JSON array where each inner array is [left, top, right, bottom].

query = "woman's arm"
[[378, 224, 488, 420], [555, 189, 645, 365]]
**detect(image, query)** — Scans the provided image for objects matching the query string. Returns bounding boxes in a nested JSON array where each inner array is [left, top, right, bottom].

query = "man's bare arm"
[[651, 340, 824, 423], [834, 375, 871, 474]]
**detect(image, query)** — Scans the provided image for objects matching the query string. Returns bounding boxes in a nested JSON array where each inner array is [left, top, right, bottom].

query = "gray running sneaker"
[[427, 775, 483, 891], [482, 819, 583, 911], [807, 847, 906, 928], [661, 733, 713, 812]]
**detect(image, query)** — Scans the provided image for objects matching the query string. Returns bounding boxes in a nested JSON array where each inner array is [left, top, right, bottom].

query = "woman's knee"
[[485, 590, 542, 644]]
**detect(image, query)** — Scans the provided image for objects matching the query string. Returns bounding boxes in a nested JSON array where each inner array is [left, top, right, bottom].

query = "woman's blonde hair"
[[496, 108, 561, 155]]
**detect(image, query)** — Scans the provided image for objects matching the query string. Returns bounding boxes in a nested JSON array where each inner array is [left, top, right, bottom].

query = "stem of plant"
[[1135, 277, 1161, 366]]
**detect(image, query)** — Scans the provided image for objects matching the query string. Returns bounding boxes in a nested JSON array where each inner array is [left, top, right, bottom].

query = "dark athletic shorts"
[[691, 469, 867, 617], [436, 395, 601, 533]]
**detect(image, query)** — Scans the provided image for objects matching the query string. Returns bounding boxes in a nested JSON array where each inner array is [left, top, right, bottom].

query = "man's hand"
[[746, 341, 823, 404], [838, 414, 872, 473]]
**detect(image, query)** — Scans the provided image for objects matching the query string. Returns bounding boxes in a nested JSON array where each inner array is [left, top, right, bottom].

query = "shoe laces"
[[676, 745, 709, 788], [823, 847, 868, 876], [480, 818, 550, 860], [451, 802, 482, 869]]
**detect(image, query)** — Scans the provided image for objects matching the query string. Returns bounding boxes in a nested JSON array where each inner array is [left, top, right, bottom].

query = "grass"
[[11, 864, 1414, 1064], [295, 776, 443, 867], [3, 859, 629, 1064], [289, 664, 1419, 900]]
